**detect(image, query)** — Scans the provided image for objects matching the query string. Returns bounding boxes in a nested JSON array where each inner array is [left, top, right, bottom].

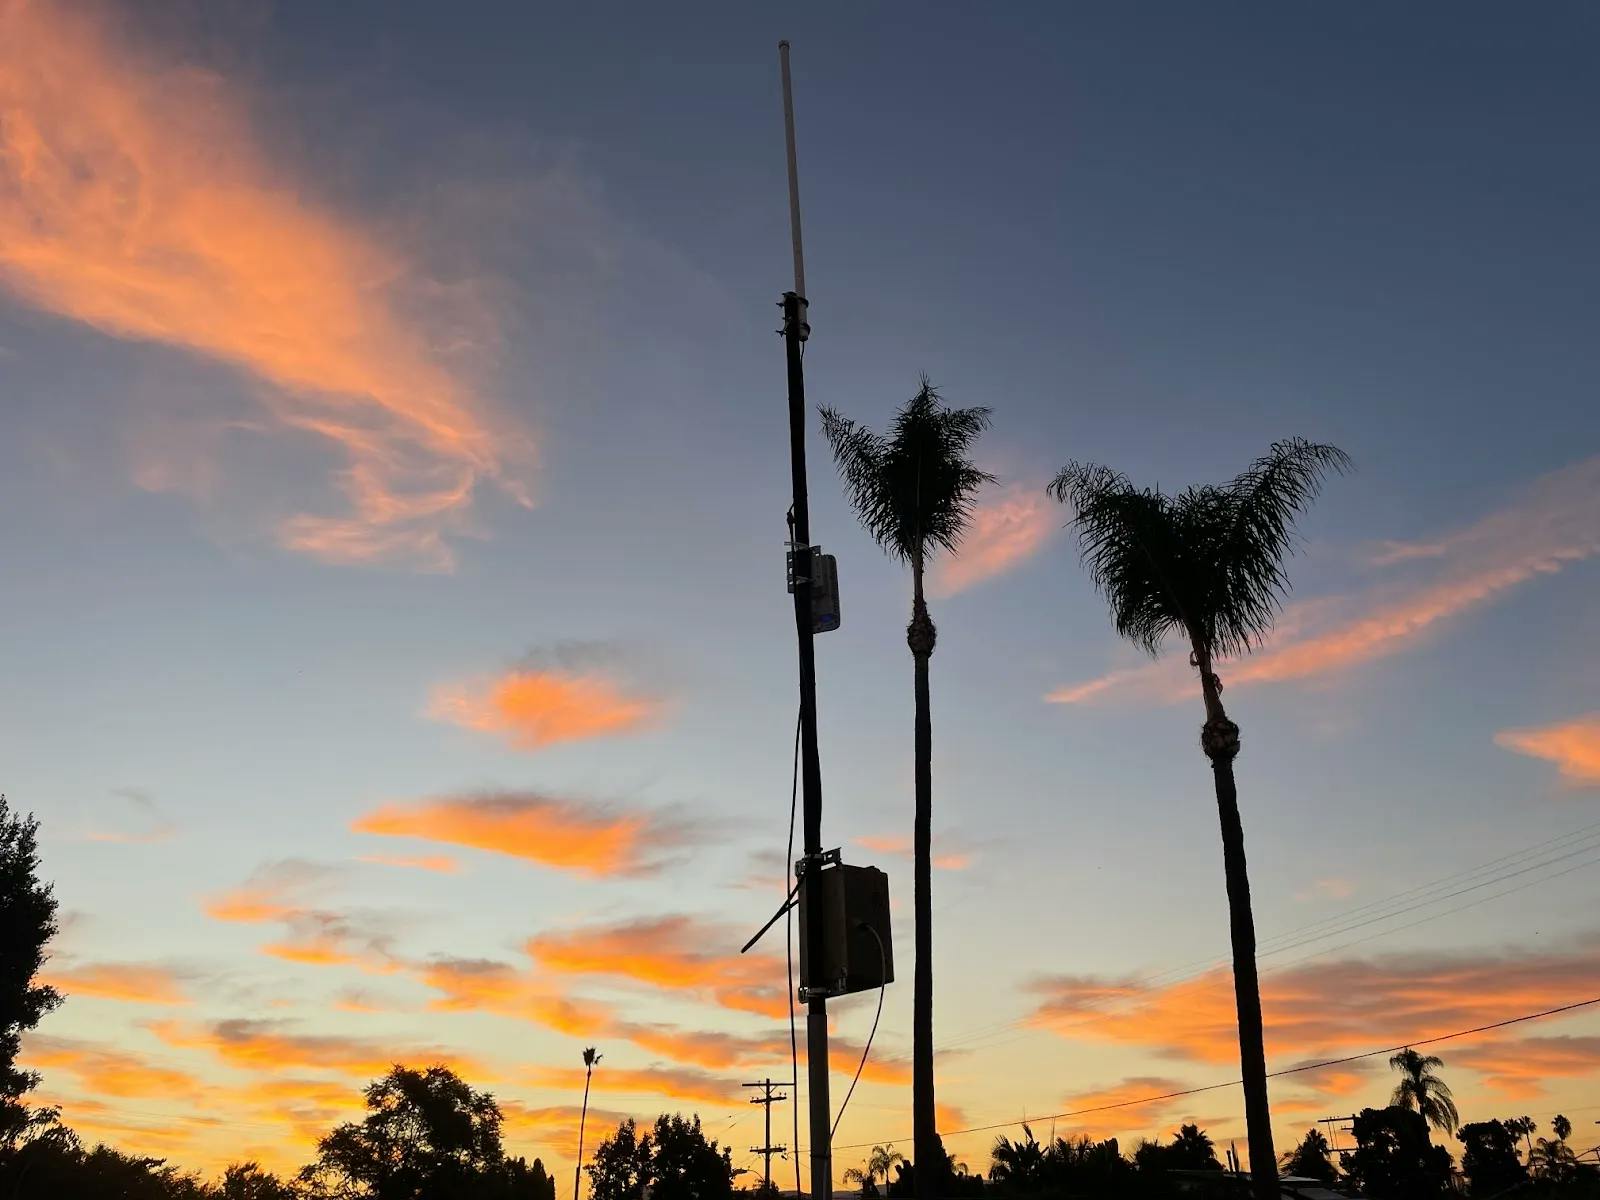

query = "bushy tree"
[[585, 1115, 732, 1200], [0, 796, 62, 1144], [1340, 1107, 1451, 1199], [1457, 1120, 1526, 1196]]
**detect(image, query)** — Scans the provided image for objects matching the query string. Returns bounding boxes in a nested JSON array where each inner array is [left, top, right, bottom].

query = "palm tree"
[[822, 381, 994, 1197], [1388, 1048, 1459, 1135], [1530, 1136, 1578, 1182], [989, 1125, 1047, 1192], [1504, 1115, 1537, 1159], [1280, 1128, 1336, 1184], [573, 1047, 601, 1200], [1554, 1113, 1573, 1142], [1050, 439, 1349, 1200], [843, 1144, 904, 1196]]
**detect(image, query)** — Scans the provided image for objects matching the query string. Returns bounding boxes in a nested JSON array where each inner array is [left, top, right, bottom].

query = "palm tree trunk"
[[908, 557, 938, 1200], [1195, 650, 1277, 1200], [574, 1064, 593, 1200]]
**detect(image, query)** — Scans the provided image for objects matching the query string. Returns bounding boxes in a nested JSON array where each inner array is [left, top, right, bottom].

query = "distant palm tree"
[[844, 1145, 904, 1196], [1553, 1113, 1573, 1142], [1504, 1115, 1537, 1160], [1530, 1136, 1578, 1182], [1389, 1048, 1459, 1135], [823, 381, 994, 1199], [1050, 439, 1349, 1200], [990, 1125, 1047, 1191], [1170, 1124, 1220, 1170], [573, 1047, 601, 1200]]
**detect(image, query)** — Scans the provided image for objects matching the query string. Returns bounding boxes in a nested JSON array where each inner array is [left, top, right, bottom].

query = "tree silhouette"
[[1529, 1135, 1578, 1183], [1554, 1113, 1573, 1142], [1388, 1049, 1458, 1136], [1340, 1107, 1451, 1200], [298, 1064, 545, 1199], [1457, 1120, 1527, 1196], [217, 1162, 298, 1200], [1280, 1127, 1336, 1183], [845, 1145, 904, 1196], [822, 380, 993, 1199], [1050, 440, 1349, 1200], [0, 795, 62, 1149], [586, 1114, 733, 1200], [1503, 1114, 1537, 1159], [988, 1125, 1046, 1191]]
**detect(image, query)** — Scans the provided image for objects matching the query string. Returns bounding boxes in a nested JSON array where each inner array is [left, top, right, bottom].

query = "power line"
[[935, 819, 1600, 1057], [817, 994, 1600, 1154]]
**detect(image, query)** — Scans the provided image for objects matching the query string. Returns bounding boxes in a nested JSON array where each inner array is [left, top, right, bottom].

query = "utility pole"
[[1318, 1115, 1357, 1156], [777, 38, 832, 1200], [745, 1078, 790, 1191]]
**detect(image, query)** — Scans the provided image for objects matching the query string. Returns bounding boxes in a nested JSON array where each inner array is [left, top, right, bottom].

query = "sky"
[[3, 0, 1599, 1185]]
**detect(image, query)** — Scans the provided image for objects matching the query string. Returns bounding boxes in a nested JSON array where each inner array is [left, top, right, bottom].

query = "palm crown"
[[820, 379, 994, 568], [1389, 1048, 1459, 1134], [1048, 439, 1351, 660]]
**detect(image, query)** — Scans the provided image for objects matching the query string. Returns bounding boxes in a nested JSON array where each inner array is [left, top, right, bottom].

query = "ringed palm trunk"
[[1195, 647, 1277, 1200], [909, 554, 938, 1200]]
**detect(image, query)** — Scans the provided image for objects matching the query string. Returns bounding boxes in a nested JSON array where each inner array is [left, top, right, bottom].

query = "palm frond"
[[1049, 440, 1349, 661], [821, 380, 995, 565]]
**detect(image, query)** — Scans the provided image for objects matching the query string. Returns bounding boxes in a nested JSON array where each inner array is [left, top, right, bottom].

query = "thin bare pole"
[[779, 40, 807, 299]]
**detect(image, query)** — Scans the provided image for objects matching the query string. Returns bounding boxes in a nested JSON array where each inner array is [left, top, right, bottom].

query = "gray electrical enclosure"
[[797, 863, 893, 998]]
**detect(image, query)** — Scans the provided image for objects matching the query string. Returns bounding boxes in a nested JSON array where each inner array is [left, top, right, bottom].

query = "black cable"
[[831, 924, 888, 1140], [785, 706, 802, 1198]]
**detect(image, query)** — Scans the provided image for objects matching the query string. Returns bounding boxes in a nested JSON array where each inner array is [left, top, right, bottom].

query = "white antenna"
[[778, 40, 807, 300]]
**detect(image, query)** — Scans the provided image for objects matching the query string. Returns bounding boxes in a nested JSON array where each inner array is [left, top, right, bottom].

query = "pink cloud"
[[1496, 713, 1600, 786], [930, 485, 1056, 598]]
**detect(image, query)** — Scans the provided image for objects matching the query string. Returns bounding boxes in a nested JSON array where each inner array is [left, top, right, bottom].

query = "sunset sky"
[[3, 0, 1599, 1185]]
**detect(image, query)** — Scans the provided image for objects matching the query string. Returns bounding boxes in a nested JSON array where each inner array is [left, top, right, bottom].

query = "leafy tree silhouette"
[[1050, 440, 1349, 1200]]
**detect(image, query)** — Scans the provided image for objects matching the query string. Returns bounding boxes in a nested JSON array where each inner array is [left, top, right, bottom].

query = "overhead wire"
[[817, 994, 1600, 1154]]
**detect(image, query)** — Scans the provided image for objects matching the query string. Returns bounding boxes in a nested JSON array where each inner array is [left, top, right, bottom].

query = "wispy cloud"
[[1027, 934, 1600, 1098], [525, 1063, 740, 1106], [0, 2, 530, 569], [83, 788, 176, 844], [856, 833, 972, 871], [38, 962, 189, 1006], [25, 1035, 208, 1100], [429, 669, 663, 751], [203, 860, 397, 970], [528, 914, 787, 1019], [1049, 456, 1600, 705], [357, 853, 461, 874], [1496, 713, 1600, 786], [352, 792, 695, 877], [149, 1018, 490, 1080], [929, 485, 1056, 598], [1054, 1076, 1200, 1140]]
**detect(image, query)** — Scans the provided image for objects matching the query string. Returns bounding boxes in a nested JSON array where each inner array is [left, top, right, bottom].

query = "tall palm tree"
[[1553, 1114, 1573, 1142], [1050, 439, 1350, 1200], [1388, 1048, 1459, 1135], [822, 381, 994, 1198], [1504, 1115, 1537, 1160], [573, 1047, 601, 1200]]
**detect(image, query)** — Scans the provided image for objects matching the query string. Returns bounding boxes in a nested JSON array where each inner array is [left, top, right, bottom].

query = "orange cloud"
[[203, 859, 333, 924], [0, 1, 530, 569], [929, 485, 1056, 598], [38, 961, 189, 1005], [413, 956, 609, 1037], [430, 669, 663, 751], [353, 792, 691, 877], [1453, 1035, 1600, 1097], [150, 1018, 490, 1080], [1049, 456, 1600, 705], [527, 1064, 739, 1107], [1496, 714, 1600, 786], [856, 833, 971, 871], [528, 915, 785, 1019], [358, 853, 460, 874], [1028, 936, 1600, 1090], [501, 1102, 636, 1161], [24, 1035, 208, 1100]]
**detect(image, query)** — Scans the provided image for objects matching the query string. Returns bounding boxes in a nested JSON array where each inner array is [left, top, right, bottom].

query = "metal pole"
[[777, 39, 829, 1200]]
